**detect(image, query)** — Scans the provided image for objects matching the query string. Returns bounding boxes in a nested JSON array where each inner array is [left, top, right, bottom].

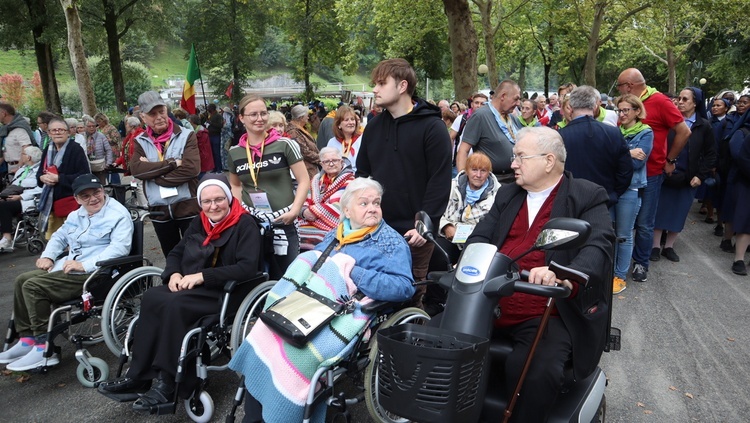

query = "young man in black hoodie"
[[356, 58, 452, 308]]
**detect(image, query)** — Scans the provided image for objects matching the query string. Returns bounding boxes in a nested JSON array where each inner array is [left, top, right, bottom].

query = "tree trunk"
[[102, 0, 127, 113], [583, 1, 606, 87], [26, 0, 62, 113], [61, 0, 97, 115], [518, 55, 527, 93], [442, 0, 478, 101], [667, 48, 676, 94], [544, 35, 553, 96], [476, 0, 498, 90]]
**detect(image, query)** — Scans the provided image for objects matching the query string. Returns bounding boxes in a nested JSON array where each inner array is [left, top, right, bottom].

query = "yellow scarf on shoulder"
[[335, 219, 379, 249]]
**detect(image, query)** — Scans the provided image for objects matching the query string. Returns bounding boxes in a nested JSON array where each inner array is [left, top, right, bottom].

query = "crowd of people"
[[1, 57, 749, 422]]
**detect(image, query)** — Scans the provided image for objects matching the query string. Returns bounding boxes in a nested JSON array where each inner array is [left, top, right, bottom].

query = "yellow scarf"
[[335, 220, 378, 249]]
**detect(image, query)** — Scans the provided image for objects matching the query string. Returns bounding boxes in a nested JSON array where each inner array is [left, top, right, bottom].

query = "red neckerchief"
[[200, 198, 247, 246]]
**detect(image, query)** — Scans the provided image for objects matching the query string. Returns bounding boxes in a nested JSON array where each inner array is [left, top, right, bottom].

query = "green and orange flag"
[[180, 45, 201, 114]]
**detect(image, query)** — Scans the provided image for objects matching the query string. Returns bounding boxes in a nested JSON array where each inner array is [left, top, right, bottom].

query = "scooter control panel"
[[456, 243, 498, 284]]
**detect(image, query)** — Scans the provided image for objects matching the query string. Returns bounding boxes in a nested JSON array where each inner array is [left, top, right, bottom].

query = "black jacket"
[[163, 213, 261, 289], [356, 98, 452, 234], [559, 116, 632, 207], [665, 116, 717, 188], [36, 139, 90, 201], [467, 172, 615, 380]]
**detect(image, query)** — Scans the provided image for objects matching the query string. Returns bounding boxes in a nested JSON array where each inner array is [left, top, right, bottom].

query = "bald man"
[[616, 68, 691, 283]]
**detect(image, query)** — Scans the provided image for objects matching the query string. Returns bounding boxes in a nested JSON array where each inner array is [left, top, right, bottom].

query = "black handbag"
[[0, 185, 24, 198], [259, 239, 344, 348]]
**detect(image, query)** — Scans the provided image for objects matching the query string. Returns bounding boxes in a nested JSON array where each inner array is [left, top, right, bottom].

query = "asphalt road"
[[0, 202, 749, 422]]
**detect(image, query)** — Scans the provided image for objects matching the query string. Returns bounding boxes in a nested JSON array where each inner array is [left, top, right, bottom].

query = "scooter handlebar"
[[513, 281, 571, 299]]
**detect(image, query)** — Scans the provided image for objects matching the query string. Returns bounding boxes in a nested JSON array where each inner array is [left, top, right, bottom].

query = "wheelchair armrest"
[[95, 255, 144, 268], [361, 300, 403, 314], [223, 273, 269, 293]]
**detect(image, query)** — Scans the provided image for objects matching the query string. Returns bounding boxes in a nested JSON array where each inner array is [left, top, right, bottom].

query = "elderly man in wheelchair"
[[98, 174, 264, 417], [0, 173, 133, 371], [228, 177, 420, 423]]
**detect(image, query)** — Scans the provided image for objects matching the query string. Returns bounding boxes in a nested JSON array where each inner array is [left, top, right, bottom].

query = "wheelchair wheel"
[[229, 280, 277, 354], [101, 266, 163, 356], [68, 315, 105, 346], [75, 357, 110, 388], [365, 307, 430, 423], [184, 391, 214, 423], [27, 238, 44, 255]]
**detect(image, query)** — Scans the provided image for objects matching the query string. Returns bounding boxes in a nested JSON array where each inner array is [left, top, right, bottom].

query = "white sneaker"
[[0, 341, 34, 364], [6, 345, 59, 371], [0, 237, 12, 252]]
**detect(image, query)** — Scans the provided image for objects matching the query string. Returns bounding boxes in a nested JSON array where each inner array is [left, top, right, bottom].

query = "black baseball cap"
[[73, 174, 103, 196]]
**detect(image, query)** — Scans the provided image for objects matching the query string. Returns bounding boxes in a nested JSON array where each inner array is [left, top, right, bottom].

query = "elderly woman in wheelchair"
[[98, 174, 262, 414], [229, 177, 419, 423], [0, 145, 43, 252]]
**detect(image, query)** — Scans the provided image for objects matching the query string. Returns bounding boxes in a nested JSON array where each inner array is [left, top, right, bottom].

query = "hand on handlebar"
[[527, 266, 573, 290], [403, 229, 426, 247]]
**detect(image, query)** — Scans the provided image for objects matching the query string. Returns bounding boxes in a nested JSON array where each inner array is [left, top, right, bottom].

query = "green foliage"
[[88, 56, 151, 110], [257, 26, 293, 69], [121, 30, 155, 65]]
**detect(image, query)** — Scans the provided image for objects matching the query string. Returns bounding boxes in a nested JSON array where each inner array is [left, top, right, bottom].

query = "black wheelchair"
[[1, 213, 154, 386], [225, 280, 431, 423]]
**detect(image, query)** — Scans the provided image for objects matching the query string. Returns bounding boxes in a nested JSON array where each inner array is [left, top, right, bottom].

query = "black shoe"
[[132, 380, 174, 412], [732, 260, 747, 276], [720, 239, 734, 253], [704, 217, 715, 224], [649, 248, 661, 262], [98, 377, 151, 402], [632, 263, 648, 282], [661, 247, 680, 262], [714, 224, 724, 237]]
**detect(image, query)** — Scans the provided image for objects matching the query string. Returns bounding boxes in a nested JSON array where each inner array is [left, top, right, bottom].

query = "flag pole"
[[192, 44, 209, 111]]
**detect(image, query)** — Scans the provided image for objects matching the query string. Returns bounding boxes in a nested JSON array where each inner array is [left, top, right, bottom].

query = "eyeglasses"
[[677, 96, 692, 103], [321, 159, 341, 166], [77, 189, 104, 202], [511, 153, 548, 164], [242, 112, 269, 120], [200, 197, 227, 206], [48, 128, 68, 134], [616, 82, 629, 87], [616, 108, 633, 114]]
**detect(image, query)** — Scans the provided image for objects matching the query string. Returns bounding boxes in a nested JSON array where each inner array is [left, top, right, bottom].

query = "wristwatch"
[[666, 158, 677, 164]]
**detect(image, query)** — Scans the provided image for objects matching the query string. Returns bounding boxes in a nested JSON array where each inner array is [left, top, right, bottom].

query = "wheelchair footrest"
[[150, 402, 177, 415], [607, 326, 622, 351]]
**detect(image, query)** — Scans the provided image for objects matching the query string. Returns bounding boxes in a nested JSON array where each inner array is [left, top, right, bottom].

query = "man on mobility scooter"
[[0, 174, 133, 371], [466, 126, 614, 422]]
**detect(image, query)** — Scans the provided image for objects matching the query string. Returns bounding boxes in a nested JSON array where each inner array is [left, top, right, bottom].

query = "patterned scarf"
[[335, 218, 379, 249]]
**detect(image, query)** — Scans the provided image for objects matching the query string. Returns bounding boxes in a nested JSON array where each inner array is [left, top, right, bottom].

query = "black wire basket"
[[376, 323, 489, 423]]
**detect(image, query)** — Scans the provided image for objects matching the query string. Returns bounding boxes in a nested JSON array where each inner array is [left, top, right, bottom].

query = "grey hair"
[[24, 146, 43, 163], [81, 115, 95, 125], [318, 146, 341, 160], [340, 177, 384, 210], [125, 116, 141, 127], [64, 118, 78, 129], [568, 86, 599, 111], [517, 126, 567, 164]]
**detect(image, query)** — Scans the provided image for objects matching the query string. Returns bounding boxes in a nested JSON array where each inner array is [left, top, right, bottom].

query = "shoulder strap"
[[311, 238, 339, 273]]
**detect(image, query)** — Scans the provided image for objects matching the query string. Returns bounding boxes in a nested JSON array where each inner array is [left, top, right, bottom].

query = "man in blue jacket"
[[356, 58, 452, 308], [558, 86, 633, 209], [0, 174, 133, 371]]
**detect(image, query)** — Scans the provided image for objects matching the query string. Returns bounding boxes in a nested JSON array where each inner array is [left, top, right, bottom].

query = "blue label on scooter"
[[461, 266, 481, 276]]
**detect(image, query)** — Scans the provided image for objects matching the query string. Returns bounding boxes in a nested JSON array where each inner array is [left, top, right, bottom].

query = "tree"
[[184, 0, 267, 105], [570, 0, 651, 86], [471, 0, 530, 90], [0, 0, 63, 113], [443, 0, 479, 101], [80, 0, 175, 113], [277, 0, 346, 100], [61, 0, 97, 115]]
